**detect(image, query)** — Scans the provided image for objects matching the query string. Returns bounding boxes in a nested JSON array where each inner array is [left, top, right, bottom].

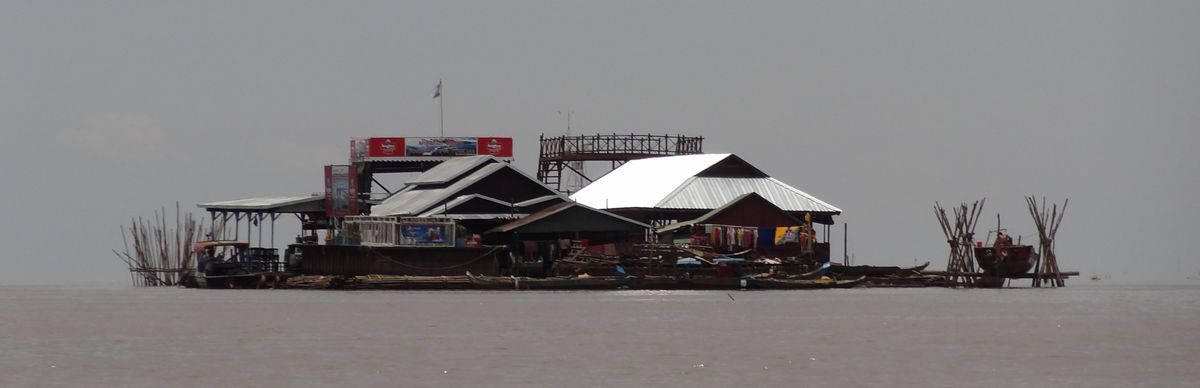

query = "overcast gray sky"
[[3, 1, 1197, 285]]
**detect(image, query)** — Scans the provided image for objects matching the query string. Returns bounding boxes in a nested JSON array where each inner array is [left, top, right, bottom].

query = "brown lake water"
[[2, 284, 1198, 387]]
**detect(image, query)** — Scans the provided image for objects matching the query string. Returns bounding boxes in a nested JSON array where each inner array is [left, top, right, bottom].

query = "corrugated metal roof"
[[371, 163, 507, 216], [658, 177, 841, 213], [570, 153, 731, 209], [515, 195, 568, 208], [656, 192, 802, 234], [404, 156, 496, 185], [486, 202, 650, 234], [198, 195, 323, 211], [570, 153, 840, 214], [416, 194, 511, 217]]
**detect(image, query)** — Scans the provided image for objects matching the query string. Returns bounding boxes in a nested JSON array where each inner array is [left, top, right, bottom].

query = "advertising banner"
[[405, 137, 478, 156], [324, 165, 358, 218], [350, 138, 368, 162], [367, 137, 405, 157], [399, 221, 453, 246], [477, 137, 514, 157], [774, 226, 800, 245], [350, 136, 514, 161]]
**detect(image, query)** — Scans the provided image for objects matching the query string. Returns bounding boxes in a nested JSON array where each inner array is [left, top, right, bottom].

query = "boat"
[[678, 276, 752, 290], [464, 272, 626, 290], [750, 276, 866, 290], [192, 240, 287, 289], [627, 275, 681, 290], [828, 261, 929, 277], [973, 245, 1035, 276], [788, 262, 832, 279]]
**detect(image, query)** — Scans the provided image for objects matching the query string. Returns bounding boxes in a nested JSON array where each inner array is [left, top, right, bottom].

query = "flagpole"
[[439, 80, 444, 137]]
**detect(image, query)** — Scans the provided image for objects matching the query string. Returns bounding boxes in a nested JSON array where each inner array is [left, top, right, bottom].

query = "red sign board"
[[367, 137, 405, 157], [350, 136, 514, 162], [477, 137, 514, 157], [324, 165, 358, 218]]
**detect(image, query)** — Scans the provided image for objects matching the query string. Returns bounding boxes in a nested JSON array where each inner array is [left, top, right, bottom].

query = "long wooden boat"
[[679, 277, 752, 290], [973, 245, 1035, 276], [627, 276, 681, 290], [195, 272, 288, 289], [750, 276, 867, 290], [465, 272, 627, 290], [828, 261, 929, 277], [784, 262, 832, 279]]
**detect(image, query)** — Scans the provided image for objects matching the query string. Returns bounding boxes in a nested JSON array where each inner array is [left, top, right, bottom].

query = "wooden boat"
[[465, 272, 626, 290], [750, 276, 867, 290], [782, 262, 832, 279], [627, 276, 681, 290], [679, 277, 752, 290], [195, 273, 262, 289], [828, 262, 929, 277], [973, 245, 1035, 276]]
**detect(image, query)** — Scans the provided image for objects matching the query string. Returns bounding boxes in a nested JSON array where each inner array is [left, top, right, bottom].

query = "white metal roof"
[[371, 163, 507, 216], [405, 156, 496, 185], [570, 153, 732, 209], [371, 161, 556, 217], [197, 195, 323, 211], [570, 153, 840, 214], [659, 177, 840, 213]]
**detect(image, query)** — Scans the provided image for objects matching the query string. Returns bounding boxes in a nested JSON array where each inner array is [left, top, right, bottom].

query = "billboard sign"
[[324, 165, 358, 218], [405, 137, 478, 157], [399, 221, 454, 246], [476, 137, 514, 157], [350, 136, 513, 162], [368, 137, 405, 157]]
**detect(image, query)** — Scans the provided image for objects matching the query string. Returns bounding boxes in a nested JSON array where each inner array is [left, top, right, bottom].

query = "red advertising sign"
[[477, 137, 514, 157], [324, 165, 358, 218], [367, 137, 405, 157], [350, 136, 513, 161]]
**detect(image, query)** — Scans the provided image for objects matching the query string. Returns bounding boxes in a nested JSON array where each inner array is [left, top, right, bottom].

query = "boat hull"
[[974, 246, 1035, 276], [750, 276, 866, 290]]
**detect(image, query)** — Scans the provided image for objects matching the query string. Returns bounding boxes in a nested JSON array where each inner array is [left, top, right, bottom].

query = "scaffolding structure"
[[536, 133, 704, 193], [935, 199, 985, 288]]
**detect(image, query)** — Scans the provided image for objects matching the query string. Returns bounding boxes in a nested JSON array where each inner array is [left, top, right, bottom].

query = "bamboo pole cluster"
[[113, 203, 205, 287], [935, 199, 985, 288], [1026, 196, 1068, 287]]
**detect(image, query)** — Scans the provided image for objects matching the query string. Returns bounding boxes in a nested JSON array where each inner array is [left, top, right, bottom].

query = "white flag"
[[432, 80, 442, 99]]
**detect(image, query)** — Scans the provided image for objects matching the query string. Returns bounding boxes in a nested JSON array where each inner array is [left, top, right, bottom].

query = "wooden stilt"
[[1026, 196, 1067, 287], [935, 199, 985, 288]]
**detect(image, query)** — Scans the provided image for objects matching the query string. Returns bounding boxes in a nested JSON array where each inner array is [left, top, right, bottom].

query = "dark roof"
[[657, 192, 801, 234], [372, 157, 557, 217], [487, 202, 651, 234]]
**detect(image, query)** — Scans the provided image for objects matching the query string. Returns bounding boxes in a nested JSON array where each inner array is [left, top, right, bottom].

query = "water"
[[2, 284, 1198, 387]]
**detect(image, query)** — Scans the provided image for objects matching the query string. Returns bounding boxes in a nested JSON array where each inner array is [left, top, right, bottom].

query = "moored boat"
[[973, 245, 1035, 276], [750, 276, 866, 290], [828, 262, 929, 277], [679, 277, 752, 290], [465, 272, 627, 290]]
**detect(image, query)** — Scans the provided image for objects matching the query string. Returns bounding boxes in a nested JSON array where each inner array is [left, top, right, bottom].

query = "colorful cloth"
[[775, 226, 800, 245]]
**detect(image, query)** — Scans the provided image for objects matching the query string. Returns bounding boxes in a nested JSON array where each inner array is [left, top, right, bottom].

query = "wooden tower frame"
[[935, 200, 985, 288], [1026, 196, 1068, 287]]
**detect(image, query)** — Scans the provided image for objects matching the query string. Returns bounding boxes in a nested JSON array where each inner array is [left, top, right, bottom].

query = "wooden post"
[[935, 199, 984, 288], [1027, 196, 1068, 287]]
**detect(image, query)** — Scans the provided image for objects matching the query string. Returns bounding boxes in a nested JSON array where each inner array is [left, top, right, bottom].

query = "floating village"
[[115, 133, 1077, 290]]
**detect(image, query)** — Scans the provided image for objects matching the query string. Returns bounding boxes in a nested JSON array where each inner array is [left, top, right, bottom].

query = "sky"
[[2, 1, 1197, 285]]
